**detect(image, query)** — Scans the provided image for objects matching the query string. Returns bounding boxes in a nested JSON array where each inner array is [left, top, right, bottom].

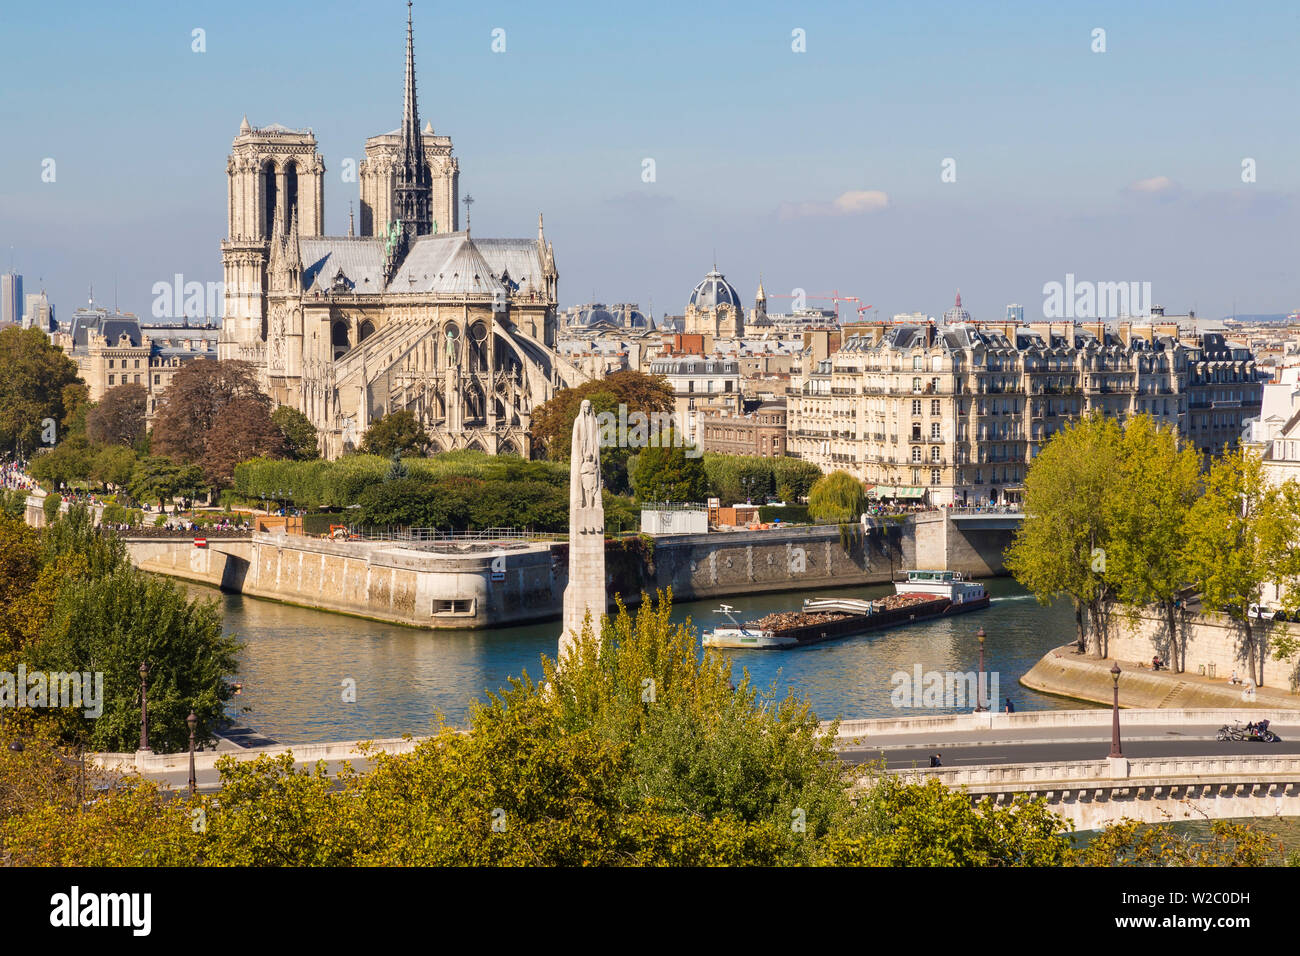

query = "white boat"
[[701, 605, 800, 649], [895, 569, 988, 606]]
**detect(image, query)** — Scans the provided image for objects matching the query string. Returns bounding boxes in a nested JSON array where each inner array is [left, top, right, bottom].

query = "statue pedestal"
[[561, 530, 605, 661]]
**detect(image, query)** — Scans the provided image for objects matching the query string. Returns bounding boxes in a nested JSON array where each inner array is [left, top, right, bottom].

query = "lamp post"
[[1109, 663, 1123, 758], [974, 626, 987, 712], [187, 711, 198, 796], [138, 662, 151, 752]]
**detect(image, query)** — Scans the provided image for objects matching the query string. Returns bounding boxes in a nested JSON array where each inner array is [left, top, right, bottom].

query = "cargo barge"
[[702, 570, 990, 649]]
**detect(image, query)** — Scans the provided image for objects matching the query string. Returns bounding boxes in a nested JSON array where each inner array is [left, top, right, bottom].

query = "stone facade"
[[699, 401, 787, 457], [789, 318, 1263, 505], [55, 310, 219, 416]]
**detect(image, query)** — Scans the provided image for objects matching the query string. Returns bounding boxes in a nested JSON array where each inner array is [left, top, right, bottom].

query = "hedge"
[[758, 504, 810, 524]]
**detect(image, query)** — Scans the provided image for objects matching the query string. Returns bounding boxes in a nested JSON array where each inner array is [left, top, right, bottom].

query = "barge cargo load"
[[702, 569, 990, 649]]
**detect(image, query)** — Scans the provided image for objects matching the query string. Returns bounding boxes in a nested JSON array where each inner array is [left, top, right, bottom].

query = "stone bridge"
[[836, 708, 1300, 830], [123, 535, 253, 591], [887, 755, 1300, 831]]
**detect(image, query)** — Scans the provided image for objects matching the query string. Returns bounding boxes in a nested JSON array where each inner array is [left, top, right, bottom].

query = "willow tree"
[[1104, 416, 1202, 671], [807, 471, 866, 524], [1005, 412, 1122, 655], [1183, 447, 1300, 687]]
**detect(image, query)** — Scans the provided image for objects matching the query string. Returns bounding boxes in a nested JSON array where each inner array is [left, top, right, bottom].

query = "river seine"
[[187, 576, 1095, 744]]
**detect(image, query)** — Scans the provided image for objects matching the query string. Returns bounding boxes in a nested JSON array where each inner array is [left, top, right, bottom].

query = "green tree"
[[807, 470, 866, 523], [1105, 416, 1202, 671], [820, 774, 1074, 866], [629, 440, 708, 503], [0, 489, 28, 520], [42, 504, 128, 580], [0, 327, 83, 456], [128, 456, 204, 511], [28, 436, 95, 489], [360, 410, 429, 457], [1183, 447, 1300, 687], [90, 444, 138, 492], [32, 567, 242, 753], [272, 405, 320, 460], [1005, 412, 1123, 654], [384, 450, 408, 481]]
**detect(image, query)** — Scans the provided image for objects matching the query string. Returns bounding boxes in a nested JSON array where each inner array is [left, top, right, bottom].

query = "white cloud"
[[1125, 175, 1178, 194], [779, 189, 890, 220]]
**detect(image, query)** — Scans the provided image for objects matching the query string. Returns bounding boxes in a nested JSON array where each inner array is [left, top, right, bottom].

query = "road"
[[839, 719, 1300, 768]]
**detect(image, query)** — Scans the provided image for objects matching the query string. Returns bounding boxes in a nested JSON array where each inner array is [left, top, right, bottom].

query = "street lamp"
[[974, 626, 987, 712], [187, 711, 198, 796], [1109, 663, 1123, 758], [138, 662, 151, 753]]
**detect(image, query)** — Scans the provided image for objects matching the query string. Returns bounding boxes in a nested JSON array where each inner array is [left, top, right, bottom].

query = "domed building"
[[685, 267, 745, 338], [561, 302, 651, 331], [943, 290, 971, 325]]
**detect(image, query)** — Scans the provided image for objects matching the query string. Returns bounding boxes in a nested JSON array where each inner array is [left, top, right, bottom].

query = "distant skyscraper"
[[1006, 303, 1024, 323], [0, 273, 22, 326]]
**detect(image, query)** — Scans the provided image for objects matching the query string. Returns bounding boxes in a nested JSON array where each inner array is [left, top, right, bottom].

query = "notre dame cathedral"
[[218, 2, 586, 458]]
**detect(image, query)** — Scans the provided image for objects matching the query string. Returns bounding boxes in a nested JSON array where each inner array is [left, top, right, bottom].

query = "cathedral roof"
[[391, 234, 504, 294], [474, 238, 549, 293], [301, 238, 386, 292], [300, 232, 549, 298]]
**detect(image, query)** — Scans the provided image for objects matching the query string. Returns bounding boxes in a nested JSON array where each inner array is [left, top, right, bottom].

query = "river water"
[[189, 577, 1095, 744]]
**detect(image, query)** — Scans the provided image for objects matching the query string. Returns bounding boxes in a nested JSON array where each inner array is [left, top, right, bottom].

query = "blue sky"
[[1, 0, 1297, 323]]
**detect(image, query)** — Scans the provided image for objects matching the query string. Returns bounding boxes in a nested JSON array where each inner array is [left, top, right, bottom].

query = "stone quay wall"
[[1103, 606, 1300, 691], [121, 512, 1017, 631]]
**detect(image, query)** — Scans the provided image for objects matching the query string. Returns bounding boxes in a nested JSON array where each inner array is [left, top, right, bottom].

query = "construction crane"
[[767, 289, 864, 321]]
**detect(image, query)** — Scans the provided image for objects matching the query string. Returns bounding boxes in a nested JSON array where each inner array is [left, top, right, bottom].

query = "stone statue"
[[570, 398, 602, 528], [561, 398, 606, 660]]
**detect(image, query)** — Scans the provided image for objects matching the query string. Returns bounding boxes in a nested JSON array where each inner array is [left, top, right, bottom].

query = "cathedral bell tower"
[[219, 117, 324, 360]]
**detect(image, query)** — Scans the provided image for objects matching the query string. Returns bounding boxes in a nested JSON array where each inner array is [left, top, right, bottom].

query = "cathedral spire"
[[393, 0, 433, 242], [285, 205, 302, 273], [348, 201, 355, 237]]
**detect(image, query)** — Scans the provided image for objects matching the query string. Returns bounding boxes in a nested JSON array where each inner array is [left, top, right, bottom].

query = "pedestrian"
[[1004, 697, 1014, 714], [929, 753, 942, 768]]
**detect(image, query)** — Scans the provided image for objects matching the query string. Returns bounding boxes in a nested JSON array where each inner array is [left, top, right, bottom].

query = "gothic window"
[[469, 322, 489, 371], [358, 319, 376, 343], [284, 161, 299, 227], [332, 320, 351, 360], [261, 160, 277, 238]]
